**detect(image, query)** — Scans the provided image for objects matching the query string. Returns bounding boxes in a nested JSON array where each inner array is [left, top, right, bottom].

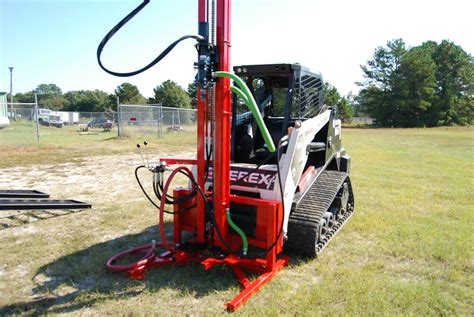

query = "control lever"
[[143, 141, 150, 166], [136, 143, 146, 167]]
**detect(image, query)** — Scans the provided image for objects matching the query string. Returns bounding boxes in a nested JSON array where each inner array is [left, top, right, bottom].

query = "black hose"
[[135, 166, 194, 215], [97, 0, 203, 77], [154, 170, 197, 205]]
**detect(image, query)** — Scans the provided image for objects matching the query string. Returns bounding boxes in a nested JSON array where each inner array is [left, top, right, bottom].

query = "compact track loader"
[[230, 63, 355, 257]]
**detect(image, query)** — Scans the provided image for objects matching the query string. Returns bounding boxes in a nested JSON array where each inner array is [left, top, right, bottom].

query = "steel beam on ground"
[[0, 199, 92, 210]]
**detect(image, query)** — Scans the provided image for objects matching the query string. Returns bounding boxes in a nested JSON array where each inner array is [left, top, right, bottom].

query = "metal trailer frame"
[[0, 199, 92, 210], [0, 190, 49, 198]]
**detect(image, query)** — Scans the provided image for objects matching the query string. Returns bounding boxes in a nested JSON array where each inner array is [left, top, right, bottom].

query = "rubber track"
[[285, 170, 355, 257]]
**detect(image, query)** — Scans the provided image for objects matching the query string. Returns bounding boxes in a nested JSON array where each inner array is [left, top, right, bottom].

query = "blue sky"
[[1, 0, 473, 99]]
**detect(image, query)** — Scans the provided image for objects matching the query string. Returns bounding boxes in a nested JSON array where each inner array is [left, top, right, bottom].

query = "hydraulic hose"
[[97, 0, 203, 77], [106, 240, 158, 272], [135, 165, 195, 214], [159, 166, 195, 252], [230, 86, 249, 105], [226, 210, 248, 256], [107, 166, 197, 272], [213, 71, 276, 153]]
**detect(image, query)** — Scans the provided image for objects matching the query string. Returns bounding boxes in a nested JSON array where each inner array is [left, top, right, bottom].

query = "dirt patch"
[[0, 151, 194, 228], [1, 152, 193, 200]]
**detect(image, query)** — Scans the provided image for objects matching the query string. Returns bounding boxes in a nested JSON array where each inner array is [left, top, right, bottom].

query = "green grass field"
[[0, 123, 472, 315]]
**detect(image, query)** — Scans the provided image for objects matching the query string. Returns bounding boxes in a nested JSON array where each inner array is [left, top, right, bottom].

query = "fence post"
[[177, 108, 181, 127], [159, 105, 163, 139], [117, 103, 122, 137], [34, 93, 40, 144]]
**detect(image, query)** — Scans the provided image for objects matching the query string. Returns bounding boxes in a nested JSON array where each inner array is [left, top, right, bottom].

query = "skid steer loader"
[[230, 63, 355, 257]]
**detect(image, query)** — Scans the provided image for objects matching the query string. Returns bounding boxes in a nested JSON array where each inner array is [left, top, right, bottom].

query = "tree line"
[[10, 38, 473, 126], [357, 39, 473, 127], [12, 80, 194, 113]]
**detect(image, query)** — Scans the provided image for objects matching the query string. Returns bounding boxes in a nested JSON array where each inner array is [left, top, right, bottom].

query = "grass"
[[0, 121, 196, 168], [0, 125, 473, 315]]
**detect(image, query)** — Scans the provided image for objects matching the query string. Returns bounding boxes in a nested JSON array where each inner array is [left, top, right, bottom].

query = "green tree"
[[431, 40, 474, 126], [324, 82, 341, 107], [187, 82, 197, 108], [108, 94, 119, 111], [34, 83, 66, 110], [357, 39, 407, 126], [323, 82, 354, 123], [63, 90, 114, 112], [395, 45, 437, 126], [14, 91, 35, 103], [35, 83, 62, 96], [41, 95, 68, 110], [360, 39, 407, 91], [337, 97, 355, 123], [358, 39, 473, 127], [115, 83, 147, 104], [355, 85, 387, 124], [152, 80, 191, 109]]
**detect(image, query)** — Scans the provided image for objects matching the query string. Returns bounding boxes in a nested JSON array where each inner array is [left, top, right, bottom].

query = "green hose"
[[213, 71, 276, 153], [226, 209, 248, 256], [230, 86, 249, 105]]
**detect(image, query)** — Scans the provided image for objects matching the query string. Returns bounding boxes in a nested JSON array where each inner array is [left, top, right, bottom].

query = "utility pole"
[[8, 67, 13, 120]]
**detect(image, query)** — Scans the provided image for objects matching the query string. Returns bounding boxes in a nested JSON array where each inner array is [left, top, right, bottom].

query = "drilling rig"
[[97, 0, 354, 311]]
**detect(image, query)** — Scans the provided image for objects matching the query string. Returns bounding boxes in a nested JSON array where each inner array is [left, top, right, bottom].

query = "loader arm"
[[279, 109, 332, 233]]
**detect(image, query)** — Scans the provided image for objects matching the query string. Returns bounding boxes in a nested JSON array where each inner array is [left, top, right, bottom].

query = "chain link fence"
[[2, 103, 197, 145], [76, 111, 118, 125], [2, 104, 119, 145], [118, 104, 197, 140], [8, 106, 36, 121], [9, 107, 118, 125], [4, 102, 41, 145]]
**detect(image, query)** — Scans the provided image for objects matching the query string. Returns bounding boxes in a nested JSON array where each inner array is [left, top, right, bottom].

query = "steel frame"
[[0, 199, 91, 210], [123, 247, 288, 311], [0, 190, 49, 198]]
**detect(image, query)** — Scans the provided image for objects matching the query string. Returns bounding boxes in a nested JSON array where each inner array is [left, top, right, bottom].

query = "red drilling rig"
[[97, 0, 354, 311]]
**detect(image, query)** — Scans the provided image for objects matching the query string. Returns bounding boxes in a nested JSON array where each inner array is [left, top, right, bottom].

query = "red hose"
[[106, 241, 157, 272], [106, 166, 195, 272]]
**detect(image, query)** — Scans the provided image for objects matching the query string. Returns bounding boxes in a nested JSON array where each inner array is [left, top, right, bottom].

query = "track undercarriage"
[[286, 170, 355, 257]]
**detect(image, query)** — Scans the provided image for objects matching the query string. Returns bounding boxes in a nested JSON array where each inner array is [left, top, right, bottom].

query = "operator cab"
[[231, 63, 325, 165]]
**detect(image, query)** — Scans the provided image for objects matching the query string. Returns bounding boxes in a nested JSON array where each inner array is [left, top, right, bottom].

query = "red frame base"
[[142, 161, 288, 311], [202, 254, 289, 311], [120, 248, 289, 311]]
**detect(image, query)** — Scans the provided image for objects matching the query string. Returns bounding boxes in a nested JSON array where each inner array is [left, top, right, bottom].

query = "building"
[[0, 92, 10, 129]]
